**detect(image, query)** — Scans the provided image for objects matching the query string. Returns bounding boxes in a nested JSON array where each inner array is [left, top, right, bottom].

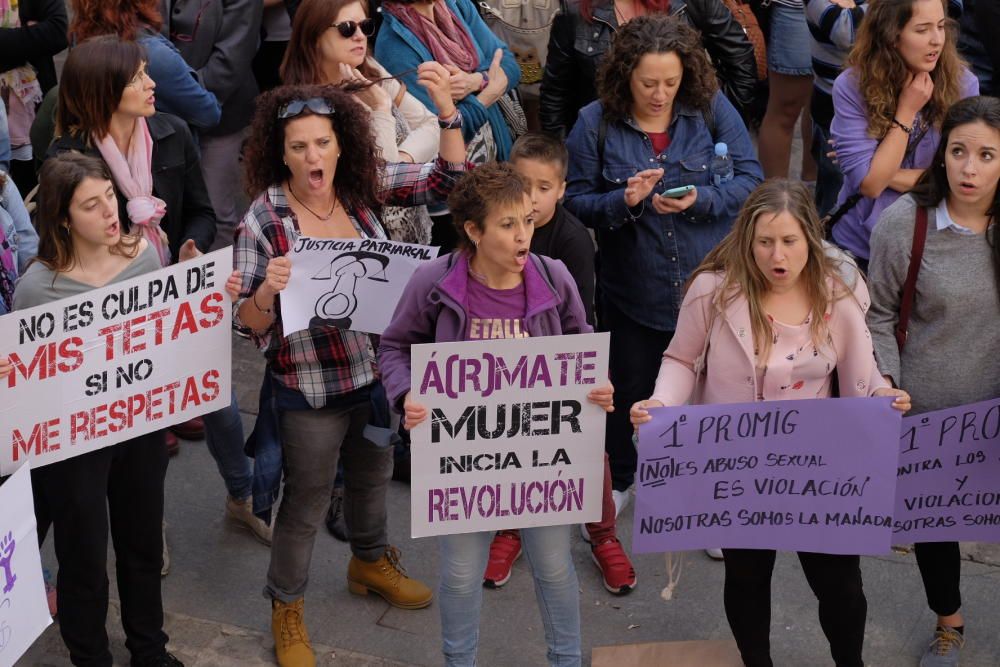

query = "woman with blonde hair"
[[631, 179, 910, 667], [828, 0, 978, 270]]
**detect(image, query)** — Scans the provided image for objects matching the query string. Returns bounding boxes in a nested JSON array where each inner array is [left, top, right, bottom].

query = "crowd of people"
[[0, 0, 998, 666]]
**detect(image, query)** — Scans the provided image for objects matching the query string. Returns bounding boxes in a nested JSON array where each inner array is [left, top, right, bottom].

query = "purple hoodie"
[[378, 251, 592, 411]]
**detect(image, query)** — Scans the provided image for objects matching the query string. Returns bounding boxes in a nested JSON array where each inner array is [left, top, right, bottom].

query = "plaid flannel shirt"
[[234, 157, 467, 408]]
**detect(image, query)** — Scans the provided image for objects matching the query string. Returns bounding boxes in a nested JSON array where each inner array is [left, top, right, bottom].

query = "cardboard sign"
[[0, 249, 233, 475], [409, 333, 609, 537], [893, 397, 1000, 543], [280, 237, 437, 336], [632, 398, 901, 555], [0, 464, 52, 666]]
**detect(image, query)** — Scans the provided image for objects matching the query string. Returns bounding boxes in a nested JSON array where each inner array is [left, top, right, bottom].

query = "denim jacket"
[[563, 92, 762, 332], [138, 30, 222, 131]]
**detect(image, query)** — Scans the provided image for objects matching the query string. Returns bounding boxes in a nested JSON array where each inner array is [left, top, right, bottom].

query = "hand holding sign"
[[0, 356, 10, 381], [630, 399, 664, 428], [872, 386, 912, 413], [403, 390, 428, 431]]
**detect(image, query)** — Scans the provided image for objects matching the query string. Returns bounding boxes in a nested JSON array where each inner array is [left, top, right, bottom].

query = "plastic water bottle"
[[711, 142, 734, 186]]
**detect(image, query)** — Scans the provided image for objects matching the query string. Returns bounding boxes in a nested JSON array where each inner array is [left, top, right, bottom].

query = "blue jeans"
[[203, 390, 253, 500], [438, 525, 580, 667]]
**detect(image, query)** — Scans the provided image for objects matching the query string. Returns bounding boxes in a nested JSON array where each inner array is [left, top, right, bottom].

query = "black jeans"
[[914, 541, 962, 616], [32, 432, 169, 667], [722, 549, 867, 667], [600, 297, 673, 491]]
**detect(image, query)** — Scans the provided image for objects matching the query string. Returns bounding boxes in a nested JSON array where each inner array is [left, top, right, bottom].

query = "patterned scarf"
[[383, 0, 479, 72]]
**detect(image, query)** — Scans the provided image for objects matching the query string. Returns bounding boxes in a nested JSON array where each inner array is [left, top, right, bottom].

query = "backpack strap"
[[894, 205, 928, 352]]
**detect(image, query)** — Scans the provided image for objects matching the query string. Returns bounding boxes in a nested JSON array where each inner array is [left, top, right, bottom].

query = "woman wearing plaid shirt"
[[231, 75, 467, 667]]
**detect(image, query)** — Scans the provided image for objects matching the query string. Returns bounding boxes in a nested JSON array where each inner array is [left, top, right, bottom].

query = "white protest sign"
[[281, 237, 437, 336], [0, 248, 233, 475], [409, 333, 609, 538], [0, 463, 52, 666]]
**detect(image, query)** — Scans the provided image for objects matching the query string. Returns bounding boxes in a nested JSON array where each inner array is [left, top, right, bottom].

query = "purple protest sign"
[[892, 398, 1000, 544], [632, 398, 901, 555]]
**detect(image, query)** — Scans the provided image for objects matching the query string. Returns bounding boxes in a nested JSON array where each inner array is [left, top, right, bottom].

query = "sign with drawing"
[[280, 237, 438, 336]]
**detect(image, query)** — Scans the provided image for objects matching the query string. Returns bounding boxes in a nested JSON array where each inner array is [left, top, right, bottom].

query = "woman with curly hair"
[[563, 14, 761, 518], [233, 75, 466, 667], [539, 0, 759, 138], [282, 0, 440, 243], [829, 0, 978, 269], [630, 179, 911, 667]]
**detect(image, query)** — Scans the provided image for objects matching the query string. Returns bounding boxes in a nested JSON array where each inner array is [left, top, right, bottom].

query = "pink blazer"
[[649, 271, 889, 407]]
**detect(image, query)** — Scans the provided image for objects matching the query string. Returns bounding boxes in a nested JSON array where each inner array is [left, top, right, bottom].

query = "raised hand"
[[623, 168, 665, 208]]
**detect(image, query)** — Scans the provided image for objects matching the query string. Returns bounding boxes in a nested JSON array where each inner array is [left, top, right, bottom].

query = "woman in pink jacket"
[[630, 179, 910, 667]]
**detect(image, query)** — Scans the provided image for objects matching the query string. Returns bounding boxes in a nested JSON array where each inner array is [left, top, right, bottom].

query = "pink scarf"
[[384, 0, 479, 72], [94, 118, 170, 266]]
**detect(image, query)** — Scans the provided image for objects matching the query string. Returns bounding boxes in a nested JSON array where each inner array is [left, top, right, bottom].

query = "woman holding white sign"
[[378, 162, 614, 667], [0, 153, 181, 666], [233, 78, 466, 667], [867, 95, 1000, 667], [630, 179, 910, 667]]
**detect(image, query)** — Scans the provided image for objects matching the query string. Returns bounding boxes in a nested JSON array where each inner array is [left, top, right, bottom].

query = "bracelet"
[[438, 109, 463, 131], [479, 72, 489, 92], [252, 290, 274, 315], [891, 117, 913, 135]]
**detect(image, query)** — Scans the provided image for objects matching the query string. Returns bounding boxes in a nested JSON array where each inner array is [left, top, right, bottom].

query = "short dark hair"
[[509, 132, 569, 178], [447, 163, 526, 252], [57, 36, 146, 140]]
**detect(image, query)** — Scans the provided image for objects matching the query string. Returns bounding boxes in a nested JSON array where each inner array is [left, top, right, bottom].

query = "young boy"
[[481, 133, 637, 595]]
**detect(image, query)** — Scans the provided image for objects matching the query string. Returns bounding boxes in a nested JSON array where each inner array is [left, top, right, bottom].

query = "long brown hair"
[[847, 0, 965, 138], [69, 0, 161, 41], [281, 0, 380, 84], [34, 153, 141, 273], [243, 84, 383, 211], [596, 15, 717, 124], [56, 36, 146, 140], [690, 180, 851, 365]]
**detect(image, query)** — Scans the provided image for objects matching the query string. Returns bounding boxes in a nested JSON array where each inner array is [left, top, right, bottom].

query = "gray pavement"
[[15, 337, 1000, 667]]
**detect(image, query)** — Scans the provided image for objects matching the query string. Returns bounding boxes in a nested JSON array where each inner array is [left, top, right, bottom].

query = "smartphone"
[[661, 185, 695, 198]]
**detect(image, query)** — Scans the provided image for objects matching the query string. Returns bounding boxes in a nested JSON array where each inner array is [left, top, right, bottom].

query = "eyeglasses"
[[277, 97, 336, 120], [126, 66, 150, 89], [332, 18, 376, 39]]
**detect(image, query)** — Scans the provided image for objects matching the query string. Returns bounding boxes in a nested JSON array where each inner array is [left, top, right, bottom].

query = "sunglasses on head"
[[333, 18, 376, 38], [277, 97, 336, 119]]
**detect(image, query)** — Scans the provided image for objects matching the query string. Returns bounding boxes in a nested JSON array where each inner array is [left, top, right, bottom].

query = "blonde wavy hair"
[[689, 180, 852, 366], [847, 0, 965, 138]]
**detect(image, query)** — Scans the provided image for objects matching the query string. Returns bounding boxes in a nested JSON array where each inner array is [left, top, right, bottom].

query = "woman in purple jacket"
[[378, 162, 613, 667], [829, 0, 977, 270]]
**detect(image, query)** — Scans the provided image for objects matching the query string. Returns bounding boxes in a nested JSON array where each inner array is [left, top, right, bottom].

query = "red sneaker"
[[483, 530, 522, 588], [165, 431, 180, 457], [591, 538, 636, 595], [169, 416, 205, 440]]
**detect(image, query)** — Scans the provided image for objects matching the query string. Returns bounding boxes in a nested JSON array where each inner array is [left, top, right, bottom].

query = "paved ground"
[[16, 338, 1000, 667]]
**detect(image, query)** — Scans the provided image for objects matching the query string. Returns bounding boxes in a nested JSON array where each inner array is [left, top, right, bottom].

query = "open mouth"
[[926, 51, 939, 61], [107, 221, 120, 236], [147, 95, 155, 105], [771, 267, 788, 278], [515, 248, 529, 265], [958, 181, 977, 194], [308, 169, 324, 186]]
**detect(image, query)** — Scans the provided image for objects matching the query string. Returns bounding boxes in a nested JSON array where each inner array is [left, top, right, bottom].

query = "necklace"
[[287, 182, 338, 221]]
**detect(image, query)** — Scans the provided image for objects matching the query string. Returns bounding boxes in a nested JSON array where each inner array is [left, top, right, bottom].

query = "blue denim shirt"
[[564, 92, 762, 332], [138, 31, 221, 131]]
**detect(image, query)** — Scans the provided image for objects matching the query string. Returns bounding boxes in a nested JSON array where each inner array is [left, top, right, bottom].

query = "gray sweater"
[[867, 194, 1000, 415], [13, 244, 160, 309]]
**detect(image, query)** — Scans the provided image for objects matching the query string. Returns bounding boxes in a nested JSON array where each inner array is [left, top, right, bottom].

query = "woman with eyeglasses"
[[234, 77, 467, 667], [69, 0, 221, 131], [282, 0, 440, 244]]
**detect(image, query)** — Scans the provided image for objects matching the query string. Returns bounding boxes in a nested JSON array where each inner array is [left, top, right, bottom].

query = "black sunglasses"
[[277, 97, 336, 119], [333, 18, 376, 38]]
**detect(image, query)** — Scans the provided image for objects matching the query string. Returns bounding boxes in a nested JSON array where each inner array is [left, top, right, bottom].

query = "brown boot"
[[347, 546, 433, 609], [271, 598, 315, 667]]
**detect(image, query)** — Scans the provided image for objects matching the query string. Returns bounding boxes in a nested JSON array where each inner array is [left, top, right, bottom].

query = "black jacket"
[[540, 0, 757, 137], [0, 0, 68, 94], [47, 113, 217, 259], [529, 204, 596, 326]]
